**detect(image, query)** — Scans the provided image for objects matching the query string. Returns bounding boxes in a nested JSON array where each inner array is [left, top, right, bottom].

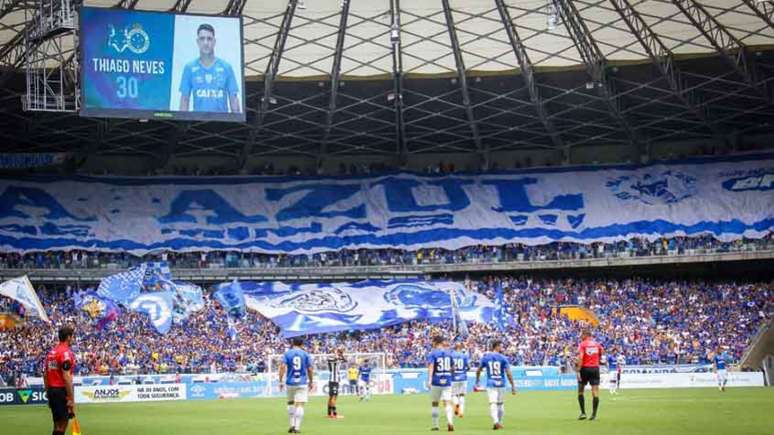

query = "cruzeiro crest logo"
[[270, 287, 357, 314], [108, 23, 150, 54], [606, 170, 697, 205]]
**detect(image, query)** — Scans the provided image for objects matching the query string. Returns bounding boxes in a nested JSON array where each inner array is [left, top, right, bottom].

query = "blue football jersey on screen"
[[179, 57, 238, 112]]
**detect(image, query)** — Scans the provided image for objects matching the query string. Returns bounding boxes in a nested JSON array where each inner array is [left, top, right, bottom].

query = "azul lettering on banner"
[[0, 154, 771, 254]]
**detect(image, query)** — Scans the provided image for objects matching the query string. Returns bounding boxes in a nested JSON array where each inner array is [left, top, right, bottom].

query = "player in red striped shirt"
[[575, 329, 603, 421]]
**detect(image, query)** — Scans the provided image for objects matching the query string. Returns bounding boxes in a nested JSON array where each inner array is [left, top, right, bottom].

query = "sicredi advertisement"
[[80, 7, 245, 122]]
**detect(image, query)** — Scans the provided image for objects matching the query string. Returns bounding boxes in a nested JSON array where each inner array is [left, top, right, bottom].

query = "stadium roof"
[[0, 0, 773, 168]]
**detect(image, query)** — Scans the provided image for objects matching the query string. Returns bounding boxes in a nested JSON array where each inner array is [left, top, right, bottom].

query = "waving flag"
[[97, 264, 147, 305], [214, 280, 246, 319], [0, 275, 49, 322], [246, 280, 494, 337], [76, 291, 119, 327], [143, 261, 172, 288], [129, 291, 174, 334]]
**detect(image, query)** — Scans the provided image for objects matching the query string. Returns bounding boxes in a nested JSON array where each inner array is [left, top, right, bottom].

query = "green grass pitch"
[[2, 388, 773, 434]]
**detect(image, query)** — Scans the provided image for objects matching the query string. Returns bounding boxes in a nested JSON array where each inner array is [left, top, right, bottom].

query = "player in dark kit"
[[575, 329, 603, 421], [44, 325, 76, 435], [327, 347, 345, 419]]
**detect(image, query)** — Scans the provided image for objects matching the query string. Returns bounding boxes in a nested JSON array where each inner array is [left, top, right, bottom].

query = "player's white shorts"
[[430, 386, 452, 402], [717, 369, 727, 383], [487, 387, 505, 404], [286, 385, 308, 403], [452, 381, 467, 395], [358, 379, 370, 390]]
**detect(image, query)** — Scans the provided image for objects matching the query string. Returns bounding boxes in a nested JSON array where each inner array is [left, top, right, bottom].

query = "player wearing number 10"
[[476, 340, 516, 431], [279, 337, 314, 434], [179, 24, 241, 114]]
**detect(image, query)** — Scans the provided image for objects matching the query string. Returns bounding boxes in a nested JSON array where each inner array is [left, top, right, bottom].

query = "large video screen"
[[80, 7, 245, 122]]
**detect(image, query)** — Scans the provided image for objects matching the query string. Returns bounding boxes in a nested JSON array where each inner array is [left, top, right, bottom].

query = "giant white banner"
[[0, 154, 771, 254], [603, 372, 764, 389]]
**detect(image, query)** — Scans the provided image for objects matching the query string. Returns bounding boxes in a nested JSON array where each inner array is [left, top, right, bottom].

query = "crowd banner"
[[245, 280, 495, 337], [0, 154, 771, 254], [74, 384, 186, 404]]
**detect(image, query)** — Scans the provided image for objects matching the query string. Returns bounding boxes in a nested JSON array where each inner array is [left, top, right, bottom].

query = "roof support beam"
[[494, 0, 564, 150], [390, 0, 408, 166], [241, 0, 298, 169], [113, 0, 139, 9], [0, 0, 24, 21], [318, 0, 351, 170], [740, 0, 774, 32], [553, 0, 640, 147], [223, 0, 246, 16], [609, 0, 722, 141], [440, 0, 487, 168], [673, 0, 767, 98]]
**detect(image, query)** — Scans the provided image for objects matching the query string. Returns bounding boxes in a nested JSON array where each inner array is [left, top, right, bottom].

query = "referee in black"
[[326, 347, 345, 419]]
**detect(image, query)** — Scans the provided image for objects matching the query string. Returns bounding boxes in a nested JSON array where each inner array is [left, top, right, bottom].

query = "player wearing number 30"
[[427, 335, 455, 432], [475, 340, 516, 431], [279, 337, 314, 434], [179, 24, 241, 114]]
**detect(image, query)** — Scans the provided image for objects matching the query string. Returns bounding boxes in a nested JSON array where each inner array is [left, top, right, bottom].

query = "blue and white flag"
[[129, 291, 174, 334], [0, 275, 49, 322], [0, 154, 770, 254], [214, 280, 246, 319], [245, 279, 494, 337], [97, 264, 147, 306], [143, 261, 172, 288]]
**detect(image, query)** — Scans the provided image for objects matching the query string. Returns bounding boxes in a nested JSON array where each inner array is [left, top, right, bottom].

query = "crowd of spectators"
[[1, 275, 770, 384], [0, 234, 771, 271]]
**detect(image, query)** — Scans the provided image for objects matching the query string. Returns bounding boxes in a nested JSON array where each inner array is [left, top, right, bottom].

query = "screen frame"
[[78, 6, 246, 123]]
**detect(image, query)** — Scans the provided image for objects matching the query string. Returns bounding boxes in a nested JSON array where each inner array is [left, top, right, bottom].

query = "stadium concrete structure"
[[0, 0, 773, 175]]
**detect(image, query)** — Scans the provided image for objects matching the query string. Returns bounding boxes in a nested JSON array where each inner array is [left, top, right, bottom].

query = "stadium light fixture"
[[546, 1, 558, 30], [390, 24, 400, 45]]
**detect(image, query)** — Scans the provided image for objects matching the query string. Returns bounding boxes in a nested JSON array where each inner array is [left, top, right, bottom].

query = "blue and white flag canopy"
[[0, 154, 770, 254], [244, 280, 495, 337]]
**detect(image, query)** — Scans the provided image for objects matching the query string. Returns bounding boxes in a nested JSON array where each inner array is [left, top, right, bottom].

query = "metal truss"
[[440, 0, 487, 167], [0, 1, 773, 165], [553, 0, 639, 147], [741, 0, 774, 30], [608, 0, 722, 142], [673, 0, 767, 97], [494, 0, 564, 150]]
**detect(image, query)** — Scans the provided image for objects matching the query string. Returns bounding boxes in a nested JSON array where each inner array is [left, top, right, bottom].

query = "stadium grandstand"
[[0, 1, 773, 434]]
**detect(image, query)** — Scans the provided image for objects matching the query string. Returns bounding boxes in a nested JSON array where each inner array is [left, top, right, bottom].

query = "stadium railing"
[[2, 248, 773, 282]]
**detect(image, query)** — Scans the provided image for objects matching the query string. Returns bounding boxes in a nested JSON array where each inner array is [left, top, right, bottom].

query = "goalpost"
[[265, 352, 389, 397]]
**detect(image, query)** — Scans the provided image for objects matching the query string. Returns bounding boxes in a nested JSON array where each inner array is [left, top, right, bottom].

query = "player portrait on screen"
[[178, 23, 241, 114]]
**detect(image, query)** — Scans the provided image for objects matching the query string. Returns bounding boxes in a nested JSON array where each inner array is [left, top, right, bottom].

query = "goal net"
[[265, 352, 389, 397]]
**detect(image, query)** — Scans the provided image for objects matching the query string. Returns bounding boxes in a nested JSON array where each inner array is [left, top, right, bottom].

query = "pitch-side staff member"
[[575, 329, 603, 421], [44, 325, 76, 435]]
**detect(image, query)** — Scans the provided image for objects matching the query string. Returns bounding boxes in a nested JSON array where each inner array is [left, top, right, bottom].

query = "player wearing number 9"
[[179, 23, 241, 114]]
